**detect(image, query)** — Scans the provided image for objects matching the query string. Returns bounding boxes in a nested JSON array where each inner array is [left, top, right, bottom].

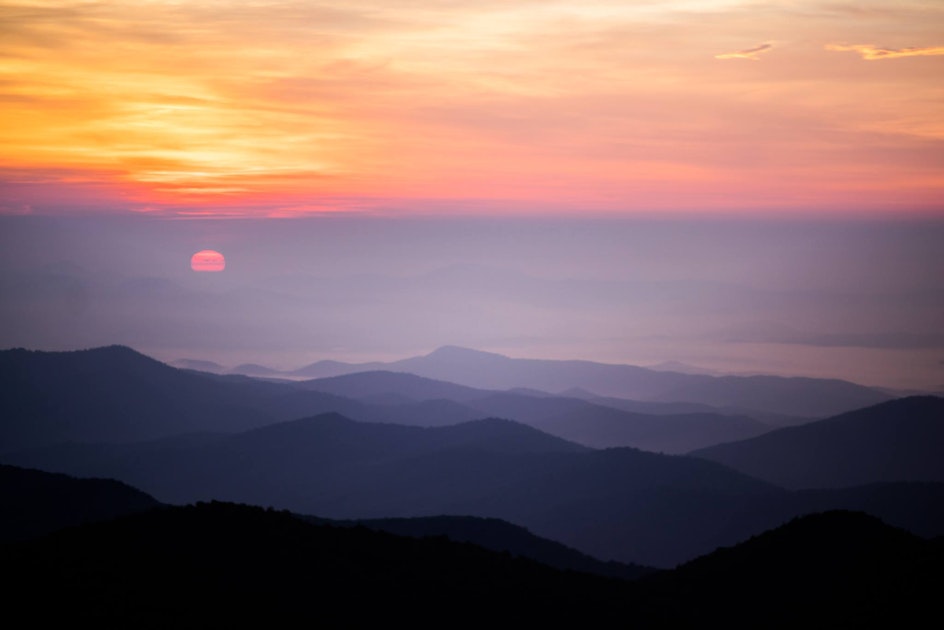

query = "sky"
[[2, 214, 942, 391], [0, 1, 942, 391], [1, 0, 942, 216]]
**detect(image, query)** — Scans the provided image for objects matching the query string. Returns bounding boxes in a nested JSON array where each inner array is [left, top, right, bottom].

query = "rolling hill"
[[1, 346, 774, 453], [302, 370, 773, 452], [296, 345, 892, 417], [4, 346, 940, 569], [4, 500, 939, 627], [2, 463, 653, 580], [0, 346, 346, 448], [638, 510, 943, 627], [12, 407, 944, 567], [5, 411, 782, 566], [691, 396, 944, 488], [2, 500, 627, 626], [0, 463, 160, 543]]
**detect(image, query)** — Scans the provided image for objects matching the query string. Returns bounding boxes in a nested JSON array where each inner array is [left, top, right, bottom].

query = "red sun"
[[191, 249, 225, 272]]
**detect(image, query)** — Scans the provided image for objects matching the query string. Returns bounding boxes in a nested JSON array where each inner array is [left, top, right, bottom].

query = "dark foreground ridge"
[[317, 513, 655, 580], [3, 502, 941, 628], [0, 463, 653, 580], [0, 463, 160, 542], [639, 510, 944, 628], [3, 501, 626, 626]]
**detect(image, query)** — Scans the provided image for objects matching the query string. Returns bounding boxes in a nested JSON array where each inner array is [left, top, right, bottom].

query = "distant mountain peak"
[[424, 346, 509, 360]]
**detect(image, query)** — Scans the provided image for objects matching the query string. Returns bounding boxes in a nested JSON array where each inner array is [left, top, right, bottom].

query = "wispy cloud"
[[826, 43, 944, 60], [714, 43, 772, 61], [2, 2, 943, 216]]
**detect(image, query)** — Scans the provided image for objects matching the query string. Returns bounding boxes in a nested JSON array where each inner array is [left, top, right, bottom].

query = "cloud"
[[3, 2, 943, 217], [714, 43, 772, 61], [826, 43, 944, 60]]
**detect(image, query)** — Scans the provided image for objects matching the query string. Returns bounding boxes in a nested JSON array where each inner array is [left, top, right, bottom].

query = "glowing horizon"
[[1, 0, 942, 217]]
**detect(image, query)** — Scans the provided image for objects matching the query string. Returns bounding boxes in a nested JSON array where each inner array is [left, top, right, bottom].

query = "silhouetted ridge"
[[302, 370, 772, 451], [3, 501, 626, 625], [692, 396, 944, 488], [386, 345, 891, 417], [426, 345, 508, 360], [3, 344, 159, 371], [641, 510, 942, 627], [235, 413, 589, 460], [429, 416, 592, 453], [5, 348, 941, 569], [793, 482, 944, 539], [324, 514, 656, 580], [5, 501, 939, 626], [0, 463, 160, 542], [675, 510, 922, 577], [6, 411, 785, 566], [0, 346, 382, 449], [302, 369, 489, 402]]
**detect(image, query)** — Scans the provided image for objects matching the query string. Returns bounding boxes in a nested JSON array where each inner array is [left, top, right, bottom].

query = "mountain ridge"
[[4, 500, 939, 627], [0, 346, 783, 453], [691, 396, 944, 488], [232, 344, 892, 417]]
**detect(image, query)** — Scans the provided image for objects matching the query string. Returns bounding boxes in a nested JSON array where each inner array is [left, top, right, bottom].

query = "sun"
[[190, 250, 225, 272]]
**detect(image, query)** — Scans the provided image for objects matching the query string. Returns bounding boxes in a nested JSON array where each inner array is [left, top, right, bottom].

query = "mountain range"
[[194, 344, 892, 418], [2, 345, 941, 568], [300, 369, 773, 452], [3, 493, 940, 627], [0, 345, 774, 454], [0, 463, 651, 580], [0, 463, 159, 542], [1, 345, 895, 455], [9, 404, 944, 567], [691, 396, 944, 488]]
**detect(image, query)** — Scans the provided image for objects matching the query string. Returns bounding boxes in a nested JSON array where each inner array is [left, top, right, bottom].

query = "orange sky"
[[1, 0, 942, 217]]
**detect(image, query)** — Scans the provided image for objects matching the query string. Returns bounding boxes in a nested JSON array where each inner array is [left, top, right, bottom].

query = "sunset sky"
[[1, 2, 942, 391], [2, 0, 942, 216]]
